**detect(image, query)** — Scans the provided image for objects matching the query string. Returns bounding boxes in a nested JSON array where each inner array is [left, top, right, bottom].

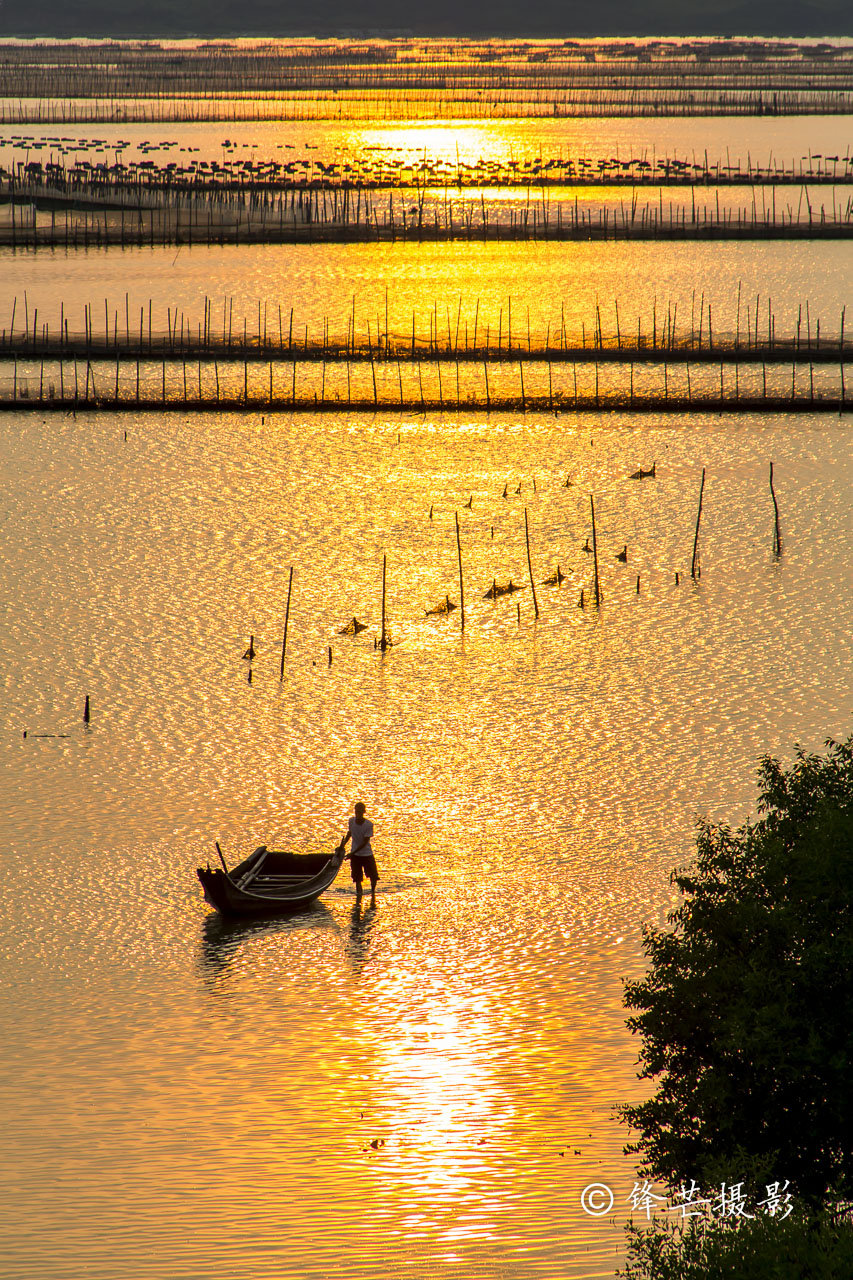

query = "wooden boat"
[[197, 844, 345, 917]]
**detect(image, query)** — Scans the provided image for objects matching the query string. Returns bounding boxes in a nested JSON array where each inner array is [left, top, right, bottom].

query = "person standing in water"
[[339, 801, 379, 901]]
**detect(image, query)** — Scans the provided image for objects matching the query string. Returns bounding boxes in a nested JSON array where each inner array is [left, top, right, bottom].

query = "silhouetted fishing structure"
[[0, 366, 847, 413], [3, 147, 852, 192], [2, 292, 849, 367], [2, 172, 852, 247]]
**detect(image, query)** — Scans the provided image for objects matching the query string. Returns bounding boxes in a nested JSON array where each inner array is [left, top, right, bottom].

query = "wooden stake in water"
[[691, 467, 706, 580], [590, 495, 601, 607], [524, 507, 539, 618], [455, 511, 465, 633], [769, 462, 782, 556], [280, 565, 294, 678], [380, 553, 388, 651]]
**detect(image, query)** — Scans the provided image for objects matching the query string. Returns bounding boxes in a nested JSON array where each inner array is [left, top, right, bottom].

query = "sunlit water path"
[[2, 114, 851, 169]]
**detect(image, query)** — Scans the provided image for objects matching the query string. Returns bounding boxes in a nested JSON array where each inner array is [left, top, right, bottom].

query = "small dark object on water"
[[465, 494, 473, 509], [630, 462, 657, 479], [483, 578, 524, 599], [83, 694, 90, 723], [338, 617, 367, 635], [578, 589, 585, 608], [425, 594, 456, 615], [242, 635, 255, 661], [582, 537, 592, 553], [675, 571, 680, 585], [429, 504, 433, 519], [502, 482, 508, 498], [563, 475, 574, 487], [616, 545, 628, 562], [542, 564, 565, 585]]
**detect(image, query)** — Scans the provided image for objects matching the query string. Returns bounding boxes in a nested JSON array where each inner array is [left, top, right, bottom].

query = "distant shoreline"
[[1, 24, 852, 40]]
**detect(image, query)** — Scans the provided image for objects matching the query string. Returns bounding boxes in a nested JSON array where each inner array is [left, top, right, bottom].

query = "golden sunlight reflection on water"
[[0, 405, 851, 1278]]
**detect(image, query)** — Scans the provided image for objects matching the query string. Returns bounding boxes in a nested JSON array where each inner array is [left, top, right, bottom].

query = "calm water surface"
[[1, 406, 851, 1278]]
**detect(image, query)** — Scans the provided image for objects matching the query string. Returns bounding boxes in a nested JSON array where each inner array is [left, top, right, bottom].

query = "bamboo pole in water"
[[691, 467, 706, 579], [769, 462, 782, 555], [524, 507, 540, 619], [590, 495, 601, 607], [455, 512, 465, 633], [280, 566, 294, 678], [380, 554, 388, 651]]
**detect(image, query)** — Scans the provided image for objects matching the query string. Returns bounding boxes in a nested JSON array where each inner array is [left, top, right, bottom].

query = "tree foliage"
[[622, 735, 853, 1208], [620, 1213, 853, 1280]]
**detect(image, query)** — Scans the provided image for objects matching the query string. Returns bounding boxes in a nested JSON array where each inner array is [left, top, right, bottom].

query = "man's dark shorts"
[[350, 854, 379, 884]]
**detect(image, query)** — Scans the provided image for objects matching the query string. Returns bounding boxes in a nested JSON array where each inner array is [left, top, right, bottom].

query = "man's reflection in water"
[[347, 899, 378, 975]]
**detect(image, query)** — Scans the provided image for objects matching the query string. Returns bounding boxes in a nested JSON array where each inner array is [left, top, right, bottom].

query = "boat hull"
[[197, 845, 345, 917]]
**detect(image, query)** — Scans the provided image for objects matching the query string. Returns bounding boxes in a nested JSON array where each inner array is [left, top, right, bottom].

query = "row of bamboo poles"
[[3, 43, 851, 95], [2, 39, 851, 122], [2, 292, 847, 363], [3, 191, 852, 247], [7, 92, 852, 124], [1, 355, 847, 413]]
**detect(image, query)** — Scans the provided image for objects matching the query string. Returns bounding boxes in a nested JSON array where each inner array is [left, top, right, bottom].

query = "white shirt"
[[348, 816, 374, 858]]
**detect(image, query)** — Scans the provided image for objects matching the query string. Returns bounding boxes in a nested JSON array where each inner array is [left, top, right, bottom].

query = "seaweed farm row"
[[2, 353, 848, 414], [3, 184, 851, 246], [7, 87, 853, 124], [6, 146, 853, 187], [3, 291, 846, 363], [2, 38, 852, 121]]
